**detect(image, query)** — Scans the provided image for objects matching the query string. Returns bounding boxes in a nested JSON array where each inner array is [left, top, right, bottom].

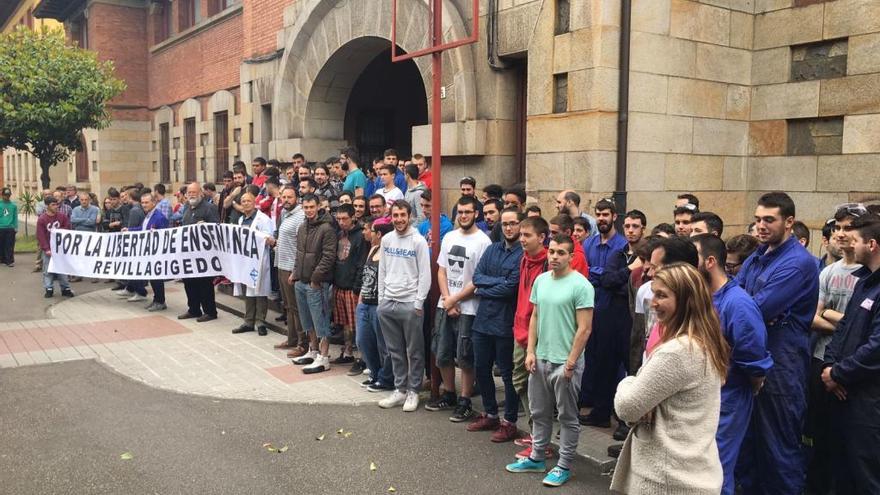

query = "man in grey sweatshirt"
[[403, 164, 428, 224], [377, 200, 431, 412]]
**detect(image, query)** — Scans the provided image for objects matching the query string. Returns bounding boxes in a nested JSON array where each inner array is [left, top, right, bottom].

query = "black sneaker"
[[232, 325, 255, 334], [347, 360, 366, 376], [44, 289, 54, 298], [331, 354, 355, 365], [366, 382, 395, 393], [257, 325, 268, 336], [607, 443, 623, 458], [61, 289, 75, 297], [361, 378, 373, 387], [424, 393, 457, 412], [578, 414, 610, 428], [613, 422, 630, 441], [274, 314, 287, 322], [449, 399, 475, 423]]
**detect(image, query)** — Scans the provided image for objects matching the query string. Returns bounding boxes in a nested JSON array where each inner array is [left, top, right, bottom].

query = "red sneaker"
[[515, 445, 555, 460], [514, 434, 533, 447], [491, 421, 519, 443], [466, 413, 500, 432]]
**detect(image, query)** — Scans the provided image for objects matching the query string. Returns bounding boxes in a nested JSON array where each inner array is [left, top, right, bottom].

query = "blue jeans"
[[294, 281, 331, 338], [41, 252, 70, 291], [473, 330, 518, 423], [355, 303, 393, 386]]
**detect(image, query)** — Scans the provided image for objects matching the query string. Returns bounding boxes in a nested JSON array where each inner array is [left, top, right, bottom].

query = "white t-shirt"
[[635, 281, 657, 339], [436, 228, 492, 315], [380, 186, 404, 205]]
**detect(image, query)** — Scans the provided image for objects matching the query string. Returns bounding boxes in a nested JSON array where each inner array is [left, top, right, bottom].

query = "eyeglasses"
[[725, 261, 743, 272], [501, 222, 519, 228], [835, 203, 867, 218]]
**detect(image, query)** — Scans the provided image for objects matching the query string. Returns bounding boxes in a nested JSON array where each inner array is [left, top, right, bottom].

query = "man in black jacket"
[[822, 214, 880, 494], [330, 204, 369, 372], [178, 182, 221, 322]]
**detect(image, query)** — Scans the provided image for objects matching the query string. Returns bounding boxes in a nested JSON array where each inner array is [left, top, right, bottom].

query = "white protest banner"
[[48, 224, 270, 288]]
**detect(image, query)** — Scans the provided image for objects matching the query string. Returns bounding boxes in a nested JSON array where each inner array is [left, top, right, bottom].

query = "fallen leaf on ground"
[[344, 432, 353, 438], [120, 452, 133, 460], [337, 428, 344, 434], [316, 434, 325, 441], [278, 446, 289, 453], [370, 462, 377, 472], [388, 487, 396, 493]]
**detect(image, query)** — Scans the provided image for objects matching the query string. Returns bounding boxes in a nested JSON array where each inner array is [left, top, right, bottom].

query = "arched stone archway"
[[271, 0, 477, 159]]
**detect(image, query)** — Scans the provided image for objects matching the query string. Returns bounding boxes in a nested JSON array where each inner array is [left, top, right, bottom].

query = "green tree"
[[0, 26, 125, 189]]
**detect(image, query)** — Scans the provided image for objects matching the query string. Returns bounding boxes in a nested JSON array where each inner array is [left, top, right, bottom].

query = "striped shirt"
[[275, 205, 306, 271]]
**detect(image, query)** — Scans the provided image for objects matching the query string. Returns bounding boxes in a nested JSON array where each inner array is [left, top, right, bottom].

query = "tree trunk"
[[40, 161, 52, 189]]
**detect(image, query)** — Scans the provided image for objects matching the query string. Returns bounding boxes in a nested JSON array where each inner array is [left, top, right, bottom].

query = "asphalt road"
[[0, 360, 613, 495], [2, 260, 107, 322]]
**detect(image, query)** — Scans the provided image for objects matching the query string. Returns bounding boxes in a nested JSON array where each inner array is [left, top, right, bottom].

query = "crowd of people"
[[26, 147, 880, 493]]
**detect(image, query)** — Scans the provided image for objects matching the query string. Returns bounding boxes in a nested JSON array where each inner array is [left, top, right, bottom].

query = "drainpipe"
[[613, 0, 632, 215]]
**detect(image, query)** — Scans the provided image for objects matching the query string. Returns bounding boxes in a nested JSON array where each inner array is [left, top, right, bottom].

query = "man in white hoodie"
[[376, 200, 432, 412]]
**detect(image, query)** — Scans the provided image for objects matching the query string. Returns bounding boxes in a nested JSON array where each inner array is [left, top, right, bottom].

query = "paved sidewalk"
[[0, 284, 616, 472]]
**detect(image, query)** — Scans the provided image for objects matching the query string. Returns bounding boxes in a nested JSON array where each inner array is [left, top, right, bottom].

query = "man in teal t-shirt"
[[0, 187, 18, 267], [506, 234, 594, 487]]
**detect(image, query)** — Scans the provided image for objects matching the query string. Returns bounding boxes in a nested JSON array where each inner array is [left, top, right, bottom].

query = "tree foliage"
[[0, 26, 125, 188]]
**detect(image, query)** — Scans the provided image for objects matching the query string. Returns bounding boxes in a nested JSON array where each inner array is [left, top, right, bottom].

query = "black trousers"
[[831, 412, 880, 494], [150, 280, 165, 304], [0, 229, 14, 265], [183, 277, 216, 317]]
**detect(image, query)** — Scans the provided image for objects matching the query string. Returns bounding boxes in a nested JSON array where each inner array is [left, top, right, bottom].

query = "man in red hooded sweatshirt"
[[511, 215, 552, 460], [549, 214, 589, 277]]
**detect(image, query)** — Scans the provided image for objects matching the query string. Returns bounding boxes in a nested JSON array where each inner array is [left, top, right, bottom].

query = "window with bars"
[[214, 111, 229, 181], [184, 118, 197, 182], [207, 0, 227, 17], [160, 123, 171, 182], [179, 0, 196, 31]]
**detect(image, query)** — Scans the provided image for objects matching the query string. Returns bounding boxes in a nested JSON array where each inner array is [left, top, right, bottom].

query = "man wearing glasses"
[[426, 196, 492, 421], [467, 207, 524, 442]]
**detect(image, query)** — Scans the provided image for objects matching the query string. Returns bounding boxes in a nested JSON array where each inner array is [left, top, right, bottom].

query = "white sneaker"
[[302, 354, 330, 374], [292, 349, 318, 365], [378, 390, 407, 409], [403, 391, 419, 412], [363, 368, 371, 376], [127, 293, 147, 302], [116, 289, 134, 298]]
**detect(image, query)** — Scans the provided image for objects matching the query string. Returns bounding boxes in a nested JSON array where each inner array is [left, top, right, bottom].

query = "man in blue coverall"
[[692, 234, 773, 495], [822, 214, 880, 494], [580, 199, 630, 431], [735, 191, 819, 494]]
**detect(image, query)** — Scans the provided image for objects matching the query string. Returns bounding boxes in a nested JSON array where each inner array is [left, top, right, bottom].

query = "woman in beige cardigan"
[[611, 263, 731, 494]]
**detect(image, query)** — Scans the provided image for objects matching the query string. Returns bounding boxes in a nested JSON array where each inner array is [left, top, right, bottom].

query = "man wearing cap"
[[0, 187, 18, 267]]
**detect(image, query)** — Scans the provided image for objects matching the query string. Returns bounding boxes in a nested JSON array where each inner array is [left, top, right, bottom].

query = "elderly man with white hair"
[[178, 182, 221, 322]]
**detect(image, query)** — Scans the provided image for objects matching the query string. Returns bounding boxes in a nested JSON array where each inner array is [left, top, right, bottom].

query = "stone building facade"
[[3, 0, 879, 240]]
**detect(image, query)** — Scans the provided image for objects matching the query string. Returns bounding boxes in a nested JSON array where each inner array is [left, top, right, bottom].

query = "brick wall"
[[243, 0, 296, 57], [88, 3, 149, 119], [147, 12, 244, 110]]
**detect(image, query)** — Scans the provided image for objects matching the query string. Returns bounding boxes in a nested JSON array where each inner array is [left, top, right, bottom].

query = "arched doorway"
[[344, 46, 428, 161], [272, 0, 479, 157]]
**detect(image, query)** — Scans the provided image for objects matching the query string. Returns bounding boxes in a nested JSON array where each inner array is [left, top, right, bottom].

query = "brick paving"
[[0, 284, 616, 471]]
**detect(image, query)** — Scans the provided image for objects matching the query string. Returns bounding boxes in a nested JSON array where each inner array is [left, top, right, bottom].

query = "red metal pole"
[[428, 0, 442, 401]]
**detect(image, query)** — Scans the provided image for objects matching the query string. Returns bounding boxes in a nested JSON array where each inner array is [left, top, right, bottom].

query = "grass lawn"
[[14, 233, 38, 253]]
